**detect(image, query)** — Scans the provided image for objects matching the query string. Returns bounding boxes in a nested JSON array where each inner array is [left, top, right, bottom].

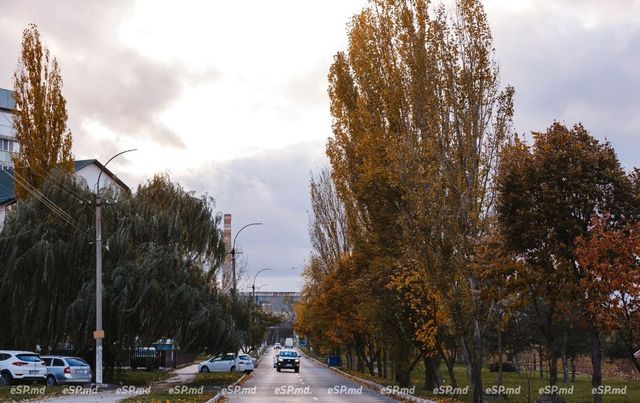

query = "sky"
[[0, 0, 639, 291]]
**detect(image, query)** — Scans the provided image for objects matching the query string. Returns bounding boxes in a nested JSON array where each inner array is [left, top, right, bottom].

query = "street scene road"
[[2, 2, 640, 403], [225, 348, 396, 403]]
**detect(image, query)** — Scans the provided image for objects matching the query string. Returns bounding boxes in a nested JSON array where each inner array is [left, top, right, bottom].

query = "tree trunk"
[[561, 330, 569, 384], [423, 355, 443, 390], [472, 321, 485, 403], [439, 345, 458, 389], [383, 348, 388, 379], [591, 330, 603, 403], [538, 345, 544, 379], [571, 355, 576, 383], [549, 348, 559, 387], [377, 349, 383, 378], [463, 322, 484, 403], [498, 327, 503, 402], [395, 351, 421, 388]]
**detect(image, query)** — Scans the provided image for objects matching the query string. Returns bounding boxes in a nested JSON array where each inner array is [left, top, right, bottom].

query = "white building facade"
[[0, 88, 18, 169]]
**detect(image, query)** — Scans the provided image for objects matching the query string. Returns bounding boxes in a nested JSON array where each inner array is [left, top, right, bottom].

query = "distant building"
[[0, 88, 18, 169], [0, 159, 130, 230], [240, 291, 300, 316]]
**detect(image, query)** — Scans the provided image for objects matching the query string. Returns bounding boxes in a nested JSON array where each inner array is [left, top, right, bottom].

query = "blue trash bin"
[[327, 356, 341, 367]]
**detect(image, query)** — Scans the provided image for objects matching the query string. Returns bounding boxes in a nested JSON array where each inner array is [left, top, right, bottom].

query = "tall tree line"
[[296, 1, 640, 403]]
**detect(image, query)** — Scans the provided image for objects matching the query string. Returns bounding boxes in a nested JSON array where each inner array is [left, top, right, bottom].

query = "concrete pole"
[[231, 249, 237, 298], [95, 193, 103, 384]]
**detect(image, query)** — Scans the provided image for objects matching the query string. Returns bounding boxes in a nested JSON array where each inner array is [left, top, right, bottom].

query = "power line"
[[10, 171, 88, 236], [13, 170, 79, 225], [26, 161, 92, 204]]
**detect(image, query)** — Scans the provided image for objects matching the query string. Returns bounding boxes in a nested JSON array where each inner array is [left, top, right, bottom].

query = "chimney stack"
[[223, 214, 232, 254]]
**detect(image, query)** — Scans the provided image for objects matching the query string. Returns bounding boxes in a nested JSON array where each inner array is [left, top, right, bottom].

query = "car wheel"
[[200, 366, 210, 373], [0, 371, 13, 386], [46, 375, 57, 386], [277, 367, 281, 372], [295, 368, 299, 373], [230, 366, 236, 372]]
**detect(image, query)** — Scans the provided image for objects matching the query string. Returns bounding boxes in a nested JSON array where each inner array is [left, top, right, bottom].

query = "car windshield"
[[239, 355, 251, 360], [67, 358, 89, 367], [279, 351, 298, 358], [16, 354, 41, 362]]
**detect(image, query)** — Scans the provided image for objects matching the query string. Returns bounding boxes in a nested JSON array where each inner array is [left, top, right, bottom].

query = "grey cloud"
[[282, 61, 329, 109], [0, 0, 219, 151], [174, 142, 328, 291], [488, 1, 640, 169]]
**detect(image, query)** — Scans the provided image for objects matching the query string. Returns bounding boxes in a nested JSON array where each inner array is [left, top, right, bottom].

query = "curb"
[[205, 352, 262, 403], [204, 372, 249, 403], [298, 349, 435, 403]]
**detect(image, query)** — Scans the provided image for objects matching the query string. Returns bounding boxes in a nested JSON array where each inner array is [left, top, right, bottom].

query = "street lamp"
[[94, 148, 136, 385], [252, 268, 272, 304], [231, 222, 262, 297]]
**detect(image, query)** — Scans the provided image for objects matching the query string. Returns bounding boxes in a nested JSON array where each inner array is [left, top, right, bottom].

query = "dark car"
[[130, 347, 159, 370], [276, 350, 299, 373], [488, 362, 519, 372]]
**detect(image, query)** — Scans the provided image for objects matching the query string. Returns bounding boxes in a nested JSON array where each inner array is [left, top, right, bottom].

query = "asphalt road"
[[224, 347, 396, 402]]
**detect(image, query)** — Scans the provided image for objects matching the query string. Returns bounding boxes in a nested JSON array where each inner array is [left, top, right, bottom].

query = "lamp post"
[[252, 268, 272, 304], [94, 149, 136, 385], [231, 222, 262, 297]]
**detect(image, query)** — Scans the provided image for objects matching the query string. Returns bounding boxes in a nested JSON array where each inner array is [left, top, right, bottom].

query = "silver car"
[[41, 356, 92, 385]]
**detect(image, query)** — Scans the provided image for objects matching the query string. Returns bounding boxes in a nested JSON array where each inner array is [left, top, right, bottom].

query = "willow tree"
[[0, 173, 236, 372], [12, 23, 73, 199], [0, 170, 92, 349], [327, 0, 512, 398]]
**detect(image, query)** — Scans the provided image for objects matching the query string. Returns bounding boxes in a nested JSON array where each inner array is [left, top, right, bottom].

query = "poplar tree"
[[12, 23, 73, 199]]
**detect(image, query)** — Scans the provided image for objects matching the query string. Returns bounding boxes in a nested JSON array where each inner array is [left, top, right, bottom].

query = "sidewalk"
[[40, 363, 199, 402], [298, 349, 435, 403]]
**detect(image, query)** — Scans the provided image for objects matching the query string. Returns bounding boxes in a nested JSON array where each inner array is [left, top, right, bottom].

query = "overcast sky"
[[1, 0, 639, 291]]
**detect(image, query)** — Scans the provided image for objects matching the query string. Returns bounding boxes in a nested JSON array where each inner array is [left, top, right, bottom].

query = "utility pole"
[[94, 192, 103, 384], [252, 268, 271, 305], [231, 222, 263, 297], [94, 149, 136, 385]]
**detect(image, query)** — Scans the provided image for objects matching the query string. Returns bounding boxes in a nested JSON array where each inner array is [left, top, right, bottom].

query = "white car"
[[198, 353, 254, 374], [0, 350, 47, 385]]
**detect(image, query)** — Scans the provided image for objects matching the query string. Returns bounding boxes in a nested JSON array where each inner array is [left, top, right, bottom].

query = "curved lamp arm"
[[95, 149, 137, 194]]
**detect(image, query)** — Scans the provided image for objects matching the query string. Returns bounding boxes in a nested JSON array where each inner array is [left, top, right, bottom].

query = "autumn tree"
[[12, 23, 73, 199], [496, 123, 637, 397], [576, 217, 640, 403], [326, 0, 512, 398]]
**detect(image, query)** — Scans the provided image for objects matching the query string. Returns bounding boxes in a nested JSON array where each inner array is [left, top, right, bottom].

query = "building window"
[[0, 139, 17, 152]]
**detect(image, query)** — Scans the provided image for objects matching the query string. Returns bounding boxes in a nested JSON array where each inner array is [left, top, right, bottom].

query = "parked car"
[[273, 343, 282, 350], [0, 350, 47, 386], [488, 362, 519, 372], [273, 351, 279, 368], [40, 356, 92, 386], [198, 353, 254, 374], [130, 347, 159, 370], [275, 350, 300, 373], [284, 338, 294, 349], [245, 355, 258, 367]]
